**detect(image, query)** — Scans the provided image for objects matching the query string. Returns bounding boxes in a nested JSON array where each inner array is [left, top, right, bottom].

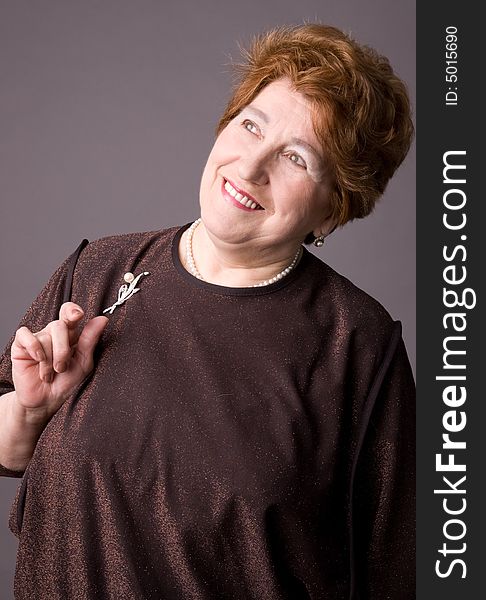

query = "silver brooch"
[[103, 271, 150, 315]]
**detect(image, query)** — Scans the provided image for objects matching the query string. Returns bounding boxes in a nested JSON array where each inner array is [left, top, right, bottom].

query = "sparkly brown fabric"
[[0, 223, 415, 599]]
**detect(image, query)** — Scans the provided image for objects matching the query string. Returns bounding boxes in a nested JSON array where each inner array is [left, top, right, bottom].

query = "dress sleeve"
[[0, 249, 78, 478], [350, 322, 416, 599]]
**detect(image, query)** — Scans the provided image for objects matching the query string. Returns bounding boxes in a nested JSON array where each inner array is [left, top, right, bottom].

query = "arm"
[[352, 332, 416, 599], [0, 391, 49, 474], [0, 252, 107, 477], [0, 258, 68, 478], [0, 308, 107, 475]]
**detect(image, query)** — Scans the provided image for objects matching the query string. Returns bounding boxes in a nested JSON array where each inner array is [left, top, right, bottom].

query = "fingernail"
[[55, 361, 66, 373], [72, 309, 83, 318]]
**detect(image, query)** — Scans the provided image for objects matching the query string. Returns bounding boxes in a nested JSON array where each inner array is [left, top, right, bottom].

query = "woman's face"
[[199, 78, 336, 255]]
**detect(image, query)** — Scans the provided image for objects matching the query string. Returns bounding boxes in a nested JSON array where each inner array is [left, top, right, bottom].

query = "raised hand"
[[10, 302, 108, 421]]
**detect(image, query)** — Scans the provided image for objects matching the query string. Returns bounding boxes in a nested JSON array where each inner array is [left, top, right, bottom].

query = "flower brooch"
[[103, 271, 150, 315]]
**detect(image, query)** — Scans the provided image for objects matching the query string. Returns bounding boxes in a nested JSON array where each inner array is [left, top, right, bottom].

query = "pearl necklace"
[[185, 218, 303, 287]]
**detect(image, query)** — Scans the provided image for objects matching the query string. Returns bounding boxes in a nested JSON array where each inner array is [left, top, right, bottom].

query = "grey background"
[[0, 0, 415, 593]]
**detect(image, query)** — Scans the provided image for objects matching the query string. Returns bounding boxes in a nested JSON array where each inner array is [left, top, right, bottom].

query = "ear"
[[313, 213, 338, 239]]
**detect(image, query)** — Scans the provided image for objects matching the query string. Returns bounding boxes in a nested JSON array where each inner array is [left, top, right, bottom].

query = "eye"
[[285, 152, 307, 169], [242, 119, 259, 135]]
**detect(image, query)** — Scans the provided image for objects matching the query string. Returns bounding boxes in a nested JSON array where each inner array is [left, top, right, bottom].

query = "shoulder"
[[65, 224, 183, 315], [304, 250, 397, 349], [73, 225, 180, 268], [305, 251, 395, 326], [304, 253, 412, 394]]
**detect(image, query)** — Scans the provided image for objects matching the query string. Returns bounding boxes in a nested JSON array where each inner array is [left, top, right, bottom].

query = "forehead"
[[248, 79, 315, 126]]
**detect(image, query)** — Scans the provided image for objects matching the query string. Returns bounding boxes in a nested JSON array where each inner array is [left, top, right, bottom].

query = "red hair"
[[216, 24, 414, 228]]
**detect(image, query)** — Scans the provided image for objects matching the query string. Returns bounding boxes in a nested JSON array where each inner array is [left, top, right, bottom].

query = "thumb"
[[76, 316, 109, 371]]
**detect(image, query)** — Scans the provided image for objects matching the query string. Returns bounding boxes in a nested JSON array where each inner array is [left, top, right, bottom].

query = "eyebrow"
[[244, 105, 269, 124], [243, 105, 323, 163], [289, 137, 321, 162]]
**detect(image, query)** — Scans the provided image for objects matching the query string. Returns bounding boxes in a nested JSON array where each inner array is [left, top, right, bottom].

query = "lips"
[[222, 178, 264, 211]]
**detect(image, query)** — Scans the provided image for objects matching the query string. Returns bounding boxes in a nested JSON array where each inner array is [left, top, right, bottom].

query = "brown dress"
[[0, 223, 415, 599]]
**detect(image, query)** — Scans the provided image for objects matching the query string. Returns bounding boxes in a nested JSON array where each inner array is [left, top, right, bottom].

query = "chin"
[[200, 205, 253, 247], [201, 205, 234, 240]]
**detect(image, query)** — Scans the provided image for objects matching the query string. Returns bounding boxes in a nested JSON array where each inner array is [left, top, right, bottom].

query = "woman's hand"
[[10, 302, 108, 422]]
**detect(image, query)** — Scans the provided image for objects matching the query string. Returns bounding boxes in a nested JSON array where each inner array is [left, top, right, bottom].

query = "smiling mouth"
[[222, 178, 264, 210]]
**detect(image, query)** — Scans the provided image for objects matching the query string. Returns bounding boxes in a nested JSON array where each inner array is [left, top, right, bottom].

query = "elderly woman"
[[0, 24, 414, 600]]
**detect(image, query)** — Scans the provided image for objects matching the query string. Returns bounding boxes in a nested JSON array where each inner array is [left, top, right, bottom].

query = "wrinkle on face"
[[241, 84, 333, 186], [198, 78, 337, 254]]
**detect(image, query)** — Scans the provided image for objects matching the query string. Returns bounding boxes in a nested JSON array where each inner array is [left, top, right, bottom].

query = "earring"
[[313, 234, 325, 247]]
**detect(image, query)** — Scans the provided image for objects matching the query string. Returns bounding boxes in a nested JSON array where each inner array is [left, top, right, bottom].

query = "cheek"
[[274, 178, 318, 210], [306, 194, 333, 225], [284, 188, 329, 225], [206, 129, 241, 169]]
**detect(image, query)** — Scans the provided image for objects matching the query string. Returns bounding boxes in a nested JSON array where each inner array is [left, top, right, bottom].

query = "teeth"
[[224, 180, 261, 210]]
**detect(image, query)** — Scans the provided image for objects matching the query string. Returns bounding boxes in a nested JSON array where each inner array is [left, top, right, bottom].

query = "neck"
[[179, 220, 303, 288]]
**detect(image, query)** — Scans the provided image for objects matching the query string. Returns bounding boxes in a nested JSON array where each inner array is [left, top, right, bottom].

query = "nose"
[[237, 148, 270, 186]]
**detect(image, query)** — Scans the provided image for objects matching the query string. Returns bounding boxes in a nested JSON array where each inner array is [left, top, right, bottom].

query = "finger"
[[12, 326, 47, 363], [75, 316, 109, 372], [48, 320, 73, 374], [58, 302, 84, 349], [59, 302, 85, 329], [34, 331, 54, 383]]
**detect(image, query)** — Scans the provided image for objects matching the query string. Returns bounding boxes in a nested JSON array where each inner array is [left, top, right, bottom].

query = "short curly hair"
[[216, 24, 414, 237]]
